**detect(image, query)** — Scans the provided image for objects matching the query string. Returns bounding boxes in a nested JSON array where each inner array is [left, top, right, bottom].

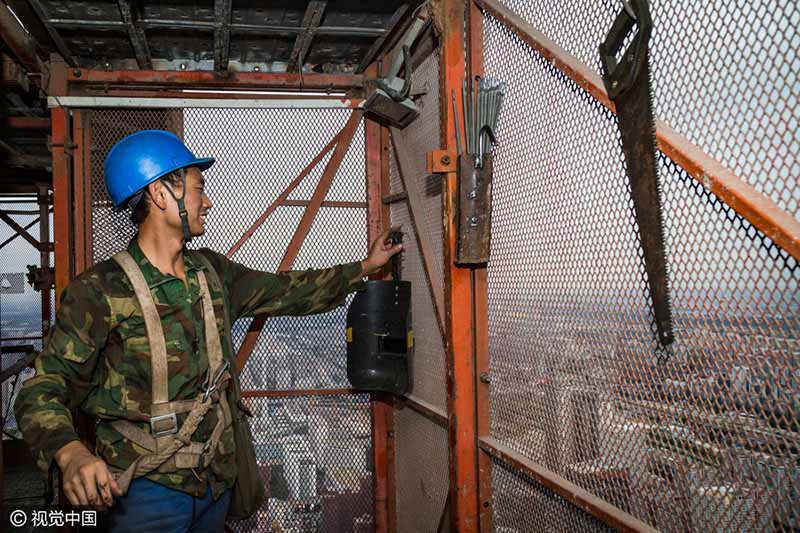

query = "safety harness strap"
[[110, 251, 232, 493]]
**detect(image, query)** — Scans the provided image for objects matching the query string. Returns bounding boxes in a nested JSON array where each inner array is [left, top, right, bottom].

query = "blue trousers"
[[108, 478, 231, 533]]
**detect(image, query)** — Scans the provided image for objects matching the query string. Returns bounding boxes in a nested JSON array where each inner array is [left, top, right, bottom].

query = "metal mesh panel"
[[90, 109, 184, 263], [89, 108, 367, 391], [87, 107, 374, 528], [230, 393, 373, 532], [389, 47, 448, 410], [1, 199, 50, 437], [484, 10, 799, 533], [491, 458, 613, 533], [495, 0, 800, 219], [394, 406, 449, 533]]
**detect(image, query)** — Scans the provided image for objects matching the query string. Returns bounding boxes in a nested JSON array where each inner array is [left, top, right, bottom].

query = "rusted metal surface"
[[3, 117, 50, 129], [289, 1, 327, 71], [0, 2, 47, 76], [475, 0, 800, 262], [71, 110, 92, 276], [50, 107, 72, 301], [366, 88, 395, 532], [213, 0, 233, 72], [467, 4, 494, 529], [599, 1, 673, 348], [58, 68, 365, 94], [456, 154, 493, 265], [479, 437, 657, 533], [235, 110, 364, 372], [439, 0, 480, 530]]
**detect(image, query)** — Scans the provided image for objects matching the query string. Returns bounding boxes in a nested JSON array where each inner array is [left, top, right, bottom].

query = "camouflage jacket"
[[15, 238, 364, 499]]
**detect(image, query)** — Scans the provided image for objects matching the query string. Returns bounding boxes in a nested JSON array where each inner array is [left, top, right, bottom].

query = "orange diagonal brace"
[[476, 0, 800, 261], [226, 128, 344, 259], [236, 110, 364, 371]]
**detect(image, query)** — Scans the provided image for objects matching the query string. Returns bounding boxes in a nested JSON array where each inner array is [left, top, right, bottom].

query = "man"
[[14, 130, 401, 531]]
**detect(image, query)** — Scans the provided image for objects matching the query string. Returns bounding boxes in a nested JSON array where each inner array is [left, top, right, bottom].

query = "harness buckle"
[[150, 412, 179, 437]]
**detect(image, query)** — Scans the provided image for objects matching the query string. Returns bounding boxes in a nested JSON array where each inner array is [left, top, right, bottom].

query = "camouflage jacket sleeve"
[[14, 273, 110, 474], [198, 249, 365, 320]]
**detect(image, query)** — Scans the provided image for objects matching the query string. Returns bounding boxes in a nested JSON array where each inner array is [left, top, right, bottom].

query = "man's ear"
[[147, 181, 169, 211]]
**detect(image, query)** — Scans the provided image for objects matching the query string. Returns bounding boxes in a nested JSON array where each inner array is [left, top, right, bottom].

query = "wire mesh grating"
[[394, 405, 449, 533], [388, 46, 448, 412], [86, 106, 374, 531], [494, 0, 800, 219], [491, 458, 614, 533], [484, 8, 798, 533]]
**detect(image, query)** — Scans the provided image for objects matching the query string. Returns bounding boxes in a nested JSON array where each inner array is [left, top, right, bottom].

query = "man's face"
[[171, 167, 213, 237]]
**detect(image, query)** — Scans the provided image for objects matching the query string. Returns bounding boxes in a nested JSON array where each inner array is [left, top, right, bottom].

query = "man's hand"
[[55, 440, 123, 509], [361, 226, 403, 276]]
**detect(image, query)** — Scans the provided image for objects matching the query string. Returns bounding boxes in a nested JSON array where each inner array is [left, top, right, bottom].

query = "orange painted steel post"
[[51, 107, 73, 303], [71, 110, 93, 276], [365, 67, 396, 529], [467, 1, 494, 530], [440, 0, 480, 530]]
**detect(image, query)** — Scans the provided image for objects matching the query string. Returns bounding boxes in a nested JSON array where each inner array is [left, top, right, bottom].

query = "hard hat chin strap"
[[161, 173, 193, 244]]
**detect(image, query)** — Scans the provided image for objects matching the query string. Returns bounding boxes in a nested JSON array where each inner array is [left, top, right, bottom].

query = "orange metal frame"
[[440, 0, 480, 531], [51, 72, 394, 528]]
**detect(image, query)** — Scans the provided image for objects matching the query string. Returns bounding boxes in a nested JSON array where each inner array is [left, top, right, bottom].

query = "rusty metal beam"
[[72, 110, 92, 275], [0, 2, 47, 76], [278, 110, 363, 273], [117, 0, 152, 70], [476, 0, 800, 261], [356, 4, 409, 74], [280, 199, 366, 209], [213, 0, 233, 72], [46, 18, 386, 37], [289, 1, 326, 72], [479, 437, 657, 533], [59, 68, 365, 94], [50, 107, 73, 302], [2, 117, 50, 129], [439, 0, 479, 531], [26, 0, 77, 67], [235, 111, 364, 371], [398, 394, 448, 427], [467, 2, 494, 529], [366, 99, 394, 533], [389, 130, 446, 335]]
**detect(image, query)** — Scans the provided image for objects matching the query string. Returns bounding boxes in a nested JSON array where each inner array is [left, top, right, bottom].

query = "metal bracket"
[[426, 149, 457, 173], [456, 153, 493, 265]]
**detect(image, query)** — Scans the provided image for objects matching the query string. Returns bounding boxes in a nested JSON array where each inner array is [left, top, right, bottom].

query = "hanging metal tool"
[[600, 0, 674, 348], [454, 76, 506, 265]]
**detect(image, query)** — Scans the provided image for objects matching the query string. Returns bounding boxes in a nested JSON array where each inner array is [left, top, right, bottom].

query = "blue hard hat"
[[104, 130, 215, 209]]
